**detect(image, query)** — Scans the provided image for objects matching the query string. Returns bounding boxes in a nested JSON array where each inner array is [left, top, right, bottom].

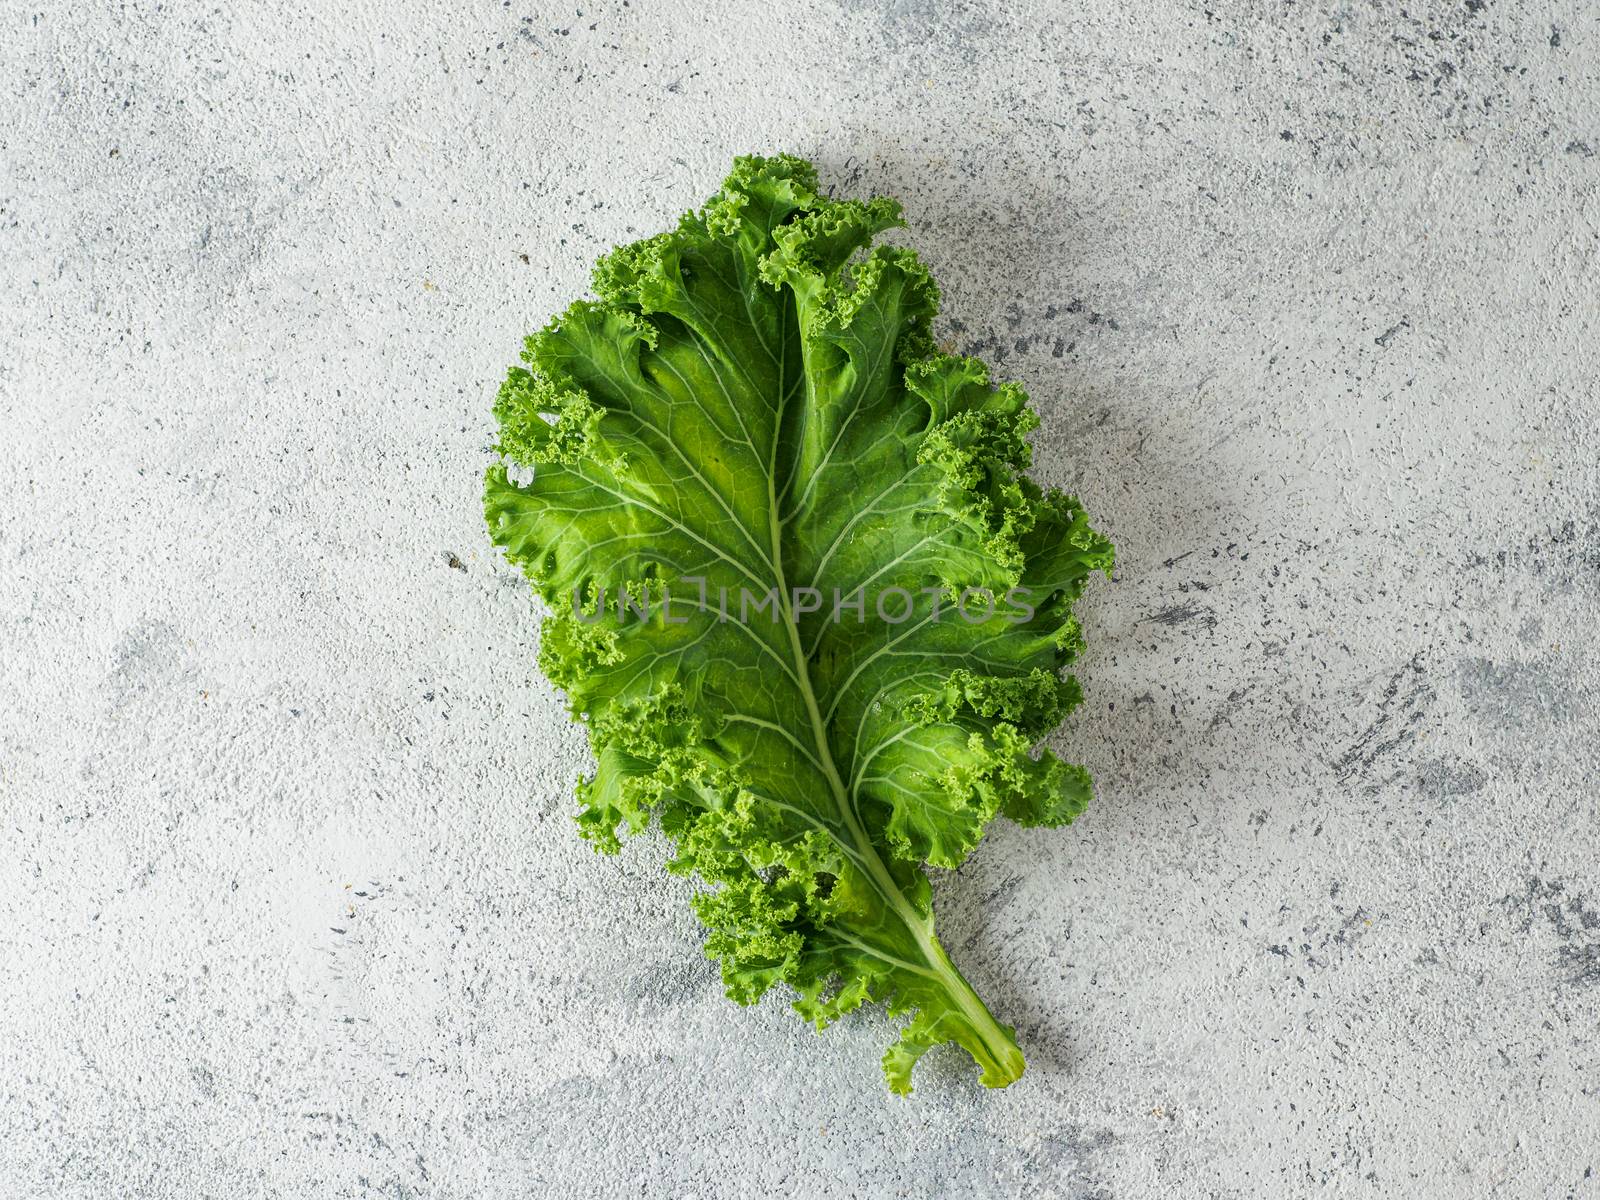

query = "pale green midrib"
[[767, 510, 1020, 1075], [764, 291, 1020, 1079]]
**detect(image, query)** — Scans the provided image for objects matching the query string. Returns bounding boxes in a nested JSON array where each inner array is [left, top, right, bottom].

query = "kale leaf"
[[486, 155, 1113, 1093]]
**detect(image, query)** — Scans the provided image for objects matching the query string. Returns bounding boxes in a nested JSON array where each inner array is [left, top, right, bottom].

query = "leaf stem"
[[766, 477, 1022, 1088]]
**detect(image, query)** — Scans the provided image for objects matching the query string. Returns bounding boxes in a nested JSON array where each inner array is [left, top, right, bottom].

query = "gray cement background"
[[3, 1, 1598, 1196]]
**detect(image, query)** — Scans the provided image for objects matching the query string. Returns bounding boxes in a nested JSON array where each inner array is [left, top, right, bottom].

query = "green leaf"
[[485, 154, 1113, 1094]]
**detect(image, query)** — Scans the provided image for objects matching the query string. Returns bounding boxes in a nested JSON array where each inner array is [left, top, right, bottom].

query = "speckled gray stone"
[[3, 1, 1597, 1197]]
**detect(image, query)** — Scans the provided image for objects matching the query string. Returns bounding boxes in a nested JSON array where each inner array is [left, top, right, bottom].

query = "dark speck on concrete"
[[1333, 654, 1434, 792], [1459, 656, 1575, 728], [1499, 877, 1600, 990], [623, 957, 711, 1008], [1375, 317, 1410, 347], [1141, 601, 1218, 632], [1415, 755, 1487, 800]]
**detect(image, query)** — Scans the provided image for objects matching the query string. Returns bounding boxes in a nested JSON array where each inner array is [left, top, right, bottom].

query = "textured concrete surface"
[[3, 0, 1598, 1196]]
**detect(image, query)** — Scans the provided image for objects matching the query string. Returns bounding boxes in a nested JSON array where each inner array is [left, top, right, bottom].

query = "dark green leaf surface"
[[485, 156, 1113, 1093]]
